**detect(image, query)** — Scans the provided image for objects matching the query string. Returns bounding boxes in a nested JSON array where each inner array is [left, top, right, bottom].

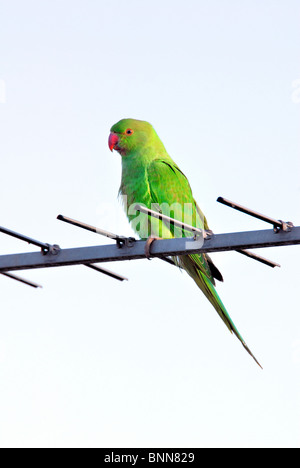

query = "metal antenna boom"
[[0, 197, 298, 286]]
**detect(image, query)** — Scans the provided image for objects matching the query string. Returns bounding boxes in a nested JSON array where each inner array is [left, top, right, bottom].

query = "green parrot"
[[109, 118, 262, 368]]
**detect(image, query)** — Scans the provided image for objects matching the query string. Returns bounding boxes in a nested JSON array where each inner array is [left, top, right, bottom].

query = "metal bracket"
[[274, 221, 294, 233], [43, 244, 61, 255], [203, 229, 214, 240], [115, 236, 136, 248]]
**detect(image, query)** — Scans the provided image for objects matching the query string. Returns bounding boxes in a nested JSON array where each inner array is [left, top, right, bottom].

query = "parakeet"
[[108, 118, 261, 368]]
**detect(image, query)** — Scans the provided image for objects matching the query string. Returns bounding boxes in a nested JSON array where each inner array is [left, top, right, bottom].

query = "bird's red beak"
[[108, 132, 119, 152]]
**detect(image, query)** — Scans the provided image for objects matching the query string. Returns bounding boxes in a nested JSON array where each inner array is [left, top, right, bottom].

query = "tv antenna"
[[0, 197, 299, 288]]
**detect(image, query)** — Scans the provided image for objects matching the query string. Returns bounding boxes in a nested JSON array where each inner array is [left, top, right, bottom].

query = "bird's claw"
[[145, 236, 160, 259]]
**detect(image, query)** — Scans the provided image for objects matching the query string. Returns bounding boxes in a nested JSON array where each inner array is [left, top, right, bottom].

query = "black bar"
[[0, 225, 50, 251], [217, 197, 284, 229], [58, 214, 120, 240], [236, 249, 280, 268], [85, 264, 128, 281], [58, 215, 99, 235], [1, 272, 42, 288]]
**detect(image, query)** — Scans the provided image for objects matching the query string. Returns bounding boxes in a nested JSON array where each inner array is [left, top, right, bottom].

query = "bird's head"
[[108, 118, 159, 157]]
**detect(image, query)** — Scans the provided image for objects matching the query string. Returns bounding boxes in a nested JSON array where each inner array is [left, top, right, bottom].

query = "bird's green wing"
[[146, 159, 215, 283], [146, 159, 261, 368]]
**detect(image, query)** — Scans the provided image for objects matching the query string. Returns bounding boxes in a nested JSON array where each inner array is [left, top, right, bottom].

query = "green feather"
[[110, 118, 262, 368]]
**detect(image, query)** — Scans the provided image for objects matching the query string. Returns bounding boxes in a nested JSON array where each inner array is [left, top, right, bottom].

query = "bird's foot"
[[145, 236, 161, 259]]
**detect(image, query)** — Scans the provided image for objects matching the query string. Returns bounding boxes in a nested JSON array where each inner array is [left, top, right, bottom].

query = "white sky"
[[0, 0, 299, 448]]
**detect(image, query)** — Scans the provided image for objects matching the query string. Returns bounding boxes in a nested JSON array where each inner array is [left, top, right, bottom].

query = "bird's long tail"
[[180, 255, 262, 369]]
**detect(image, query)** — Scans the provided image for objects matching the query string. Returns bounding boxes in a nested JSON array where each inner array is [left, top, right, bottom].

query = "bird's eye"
[[125, 129, 134, 135]]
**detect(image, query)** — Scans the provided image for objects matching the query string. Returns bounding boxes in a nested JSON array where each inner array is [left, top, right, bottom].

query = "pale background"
[[0, 0, 299, 448]]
